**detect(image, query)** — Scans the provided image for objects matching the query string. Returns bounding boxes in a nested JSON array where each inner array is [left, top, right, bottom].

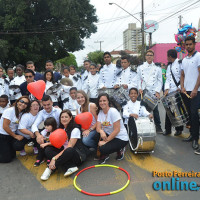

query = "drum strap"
[[170, 65, 180, 87]]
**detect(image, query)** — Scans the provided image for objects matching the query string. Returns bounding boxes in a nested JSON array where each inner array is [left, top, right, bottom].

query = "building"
[[123, 23, 145, 52], [150, 43, 200, 64], [197, 18, 200, 42]]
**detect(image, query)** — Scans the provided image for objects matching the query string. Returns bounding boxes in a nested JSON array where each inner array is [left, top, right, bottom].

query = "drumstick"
[[141, 93, 143, 100], [184, 92, 191, 98]]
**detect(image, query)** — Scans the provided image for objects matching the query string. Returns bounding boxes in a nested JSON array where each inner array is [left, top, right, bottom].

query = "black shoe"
[[98, 155, 109, 164], [192, 140, 199, 150], [174, 130, 182, 136], [194, 148, 200, 155], [116, 147, 125, 160], [163, 131, 171, 136], [156, 126, 163, 134], [182, 135, 193, 142]]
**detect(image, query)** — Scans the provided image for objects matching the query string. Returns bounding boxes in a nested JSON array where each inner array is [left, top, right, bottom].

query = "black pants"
[[45, 146, 81, 171], [99, 137, 128, 156], [182, 91, 200, 140], [165, 113, 183, 133], [0, 134, 16, 163], [153, 105, 161, 128]]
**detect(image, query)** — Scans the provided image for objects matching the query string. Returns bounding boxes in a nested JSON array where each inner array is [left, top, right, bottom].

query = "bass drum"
[[128, 117, 156, 153], [161, 91, 189, 127], [98, 88, 115, 96]]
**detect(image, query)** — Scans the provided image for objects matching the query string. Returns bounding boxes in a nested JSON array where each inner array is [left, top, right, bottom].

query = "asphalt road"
[[1, 103, 200, 200]]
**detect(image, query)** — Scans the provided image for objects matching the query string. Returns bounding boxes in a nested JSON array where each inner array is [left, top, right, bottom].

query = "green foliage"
[[87, 51, 104, 65], [56, 53, 77, 67], [0, 0, 97, 71]]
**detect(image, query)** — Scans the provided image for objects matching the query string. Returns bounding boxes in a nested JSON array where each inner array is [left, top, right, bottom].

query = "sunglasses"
[[25, 75, 33, 78], [146, 54, 154, 57], [19, 99, 29, 105]]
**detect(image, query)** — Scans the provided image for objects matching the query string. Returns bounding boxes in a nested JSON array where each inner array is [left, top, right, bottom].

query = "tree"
[[87, 51, 104, 65], [0, 0, 97, 71], [55, 53, 77, 72]]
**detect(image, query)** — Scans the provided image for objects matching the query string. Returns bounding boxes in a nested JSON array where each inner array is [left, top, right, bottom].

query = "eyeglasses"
[[104, 56, 110, 58], [146, 54, 154, 57], [25, 75, 33, 78], [19, 99, 29, 105]]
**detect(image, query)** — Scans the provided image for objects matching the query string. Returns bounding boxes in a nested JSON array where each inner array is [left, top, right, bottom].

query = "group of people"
[[0, 35, 199, 180]]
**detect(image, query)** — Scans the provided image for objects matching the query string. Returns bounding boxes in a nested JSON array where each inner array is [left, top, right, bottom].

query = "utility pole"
[[178, 15, 183, 59], [141, 0, 145, 62], [94, 41, 104, 51]]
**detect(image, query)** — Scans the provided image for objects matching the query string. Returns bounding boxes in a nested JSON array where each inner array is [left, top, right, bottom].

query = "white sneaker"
[[33, 147, 38, 154], [20, 149, 27, 156], [64, 167, 78, 177], [27, 141, 34, 147], [41, 168, 52, 181]]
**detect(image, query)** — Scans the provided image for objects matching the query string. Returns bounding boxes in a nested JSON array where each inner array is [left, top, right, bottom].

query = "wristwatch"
[[52, 157, 57, 161]]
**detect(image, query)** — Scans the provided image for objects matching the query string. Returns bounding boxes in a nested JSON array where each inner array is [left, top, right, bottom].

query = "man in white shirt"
[[137, 49, 163, 133], [31, 95, 62, 145], [180, 36, 200, 151], [114, 55, 137, 90], [163, 49, 183, 136], [98, 52, 120, 89]]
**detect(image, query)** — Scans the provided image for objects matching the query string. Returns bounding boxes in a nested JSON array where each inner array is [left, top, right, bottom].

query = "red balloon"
[[75, 112, 93, 130], [49, 129, 67, 149], [27, 80, 45, 100]]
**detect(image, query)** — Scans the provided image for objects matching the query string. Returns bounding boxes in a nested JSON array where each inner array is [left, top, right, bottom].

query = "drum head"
[[128, 117, 138, 150]]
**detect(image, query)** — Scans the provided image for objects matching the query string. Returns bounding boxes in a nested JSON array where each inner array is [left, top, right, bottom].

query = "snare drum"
[[113, 87, 130, 106], [128, 117, 156, 153], [98, 88, 115, 96], [140, 89, 159, 111], [161, 91, 189, 127]]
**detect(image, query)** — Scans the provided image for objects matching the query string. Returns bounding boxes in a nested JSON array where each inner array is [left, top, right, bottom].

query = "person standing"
[[163, 49, 183, 136], [180, 36, 200, 150], [137, 50, 163, 133], [98, 52, 120, 89], [26, 61, 43, 81], [81, 60, 91, 87]]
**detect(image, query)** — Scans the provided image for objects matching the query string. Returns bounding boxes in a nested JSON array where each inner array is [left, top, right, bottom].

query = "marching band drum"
[[128, 117, 156, 153], [161, 91, 189, 127]]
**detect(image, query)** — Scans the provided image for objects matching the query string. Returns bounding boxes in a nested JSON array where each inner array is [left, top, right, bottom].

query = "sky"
[[73, 0, 200, 66]]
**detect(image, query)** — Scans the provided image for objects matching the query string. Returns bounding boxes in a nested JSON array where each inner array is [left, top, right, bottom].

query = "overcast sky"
[[73, 0, 200, 66]]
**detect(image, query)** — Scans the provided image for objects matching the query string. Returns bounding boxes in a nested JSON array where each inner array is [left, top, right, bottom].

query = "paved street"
[[1, 103, 200, 200]]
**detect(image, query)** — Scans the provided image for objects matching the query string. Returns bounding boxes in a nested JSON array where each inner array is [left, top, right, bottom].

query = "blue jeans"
[[82, 129, 98, 149]]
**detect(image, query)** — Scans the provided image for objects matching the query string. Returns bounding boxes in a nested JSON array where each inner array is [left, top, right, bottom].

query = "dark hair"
[[77, 90, 89, 112], [24, 69, 35, 76], [103, 51, 111, 57], [42, 95, 52, 102], [146, 49, 154, 56], [70, 87, 77, 92], [90, 63, 97, 68], [44, 117, 57, 132], [26, 61, 34, 65], [7, 68, 14, 72], [63, 67, 70, 72], [121, 55, 130, 62], [96, 93, 112, 114], [0, 95, 8, 100], [46, 60, 53, 64], [16, 64, 25, 71], [59, 109, 77, 132], [28, 100, 41, 112], [44, 69, 55, 83], [129, 87, 138, 95], [167, 49, 177, 59], [84, 60, 91, 64], [185, 36, 196, 44], [69, 65, 76, 71], [15, 96, 30, 118]]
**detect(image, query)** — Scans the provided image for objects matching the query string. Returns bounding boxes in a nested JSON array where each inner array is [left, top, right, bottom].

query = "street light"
[[109, 2, 145, 62]]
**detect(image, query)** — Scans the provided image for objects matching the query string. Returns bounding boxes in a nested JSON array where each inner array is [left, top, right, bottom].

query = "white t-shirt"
[[181, 51, 200, 91], [97, 107, 128, 141], [0, 107, 20, 135], [17, 112, 39, 139]]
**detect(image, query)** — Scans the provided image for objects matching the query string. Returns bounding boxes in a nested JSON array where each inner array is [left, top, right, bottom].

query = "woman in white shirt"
[[76, 90, 98, 149], [96, 93, 129, 164], [44, 69, 60, 106], [0, 96, 30, 163], [40, 109, 90, 181]]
